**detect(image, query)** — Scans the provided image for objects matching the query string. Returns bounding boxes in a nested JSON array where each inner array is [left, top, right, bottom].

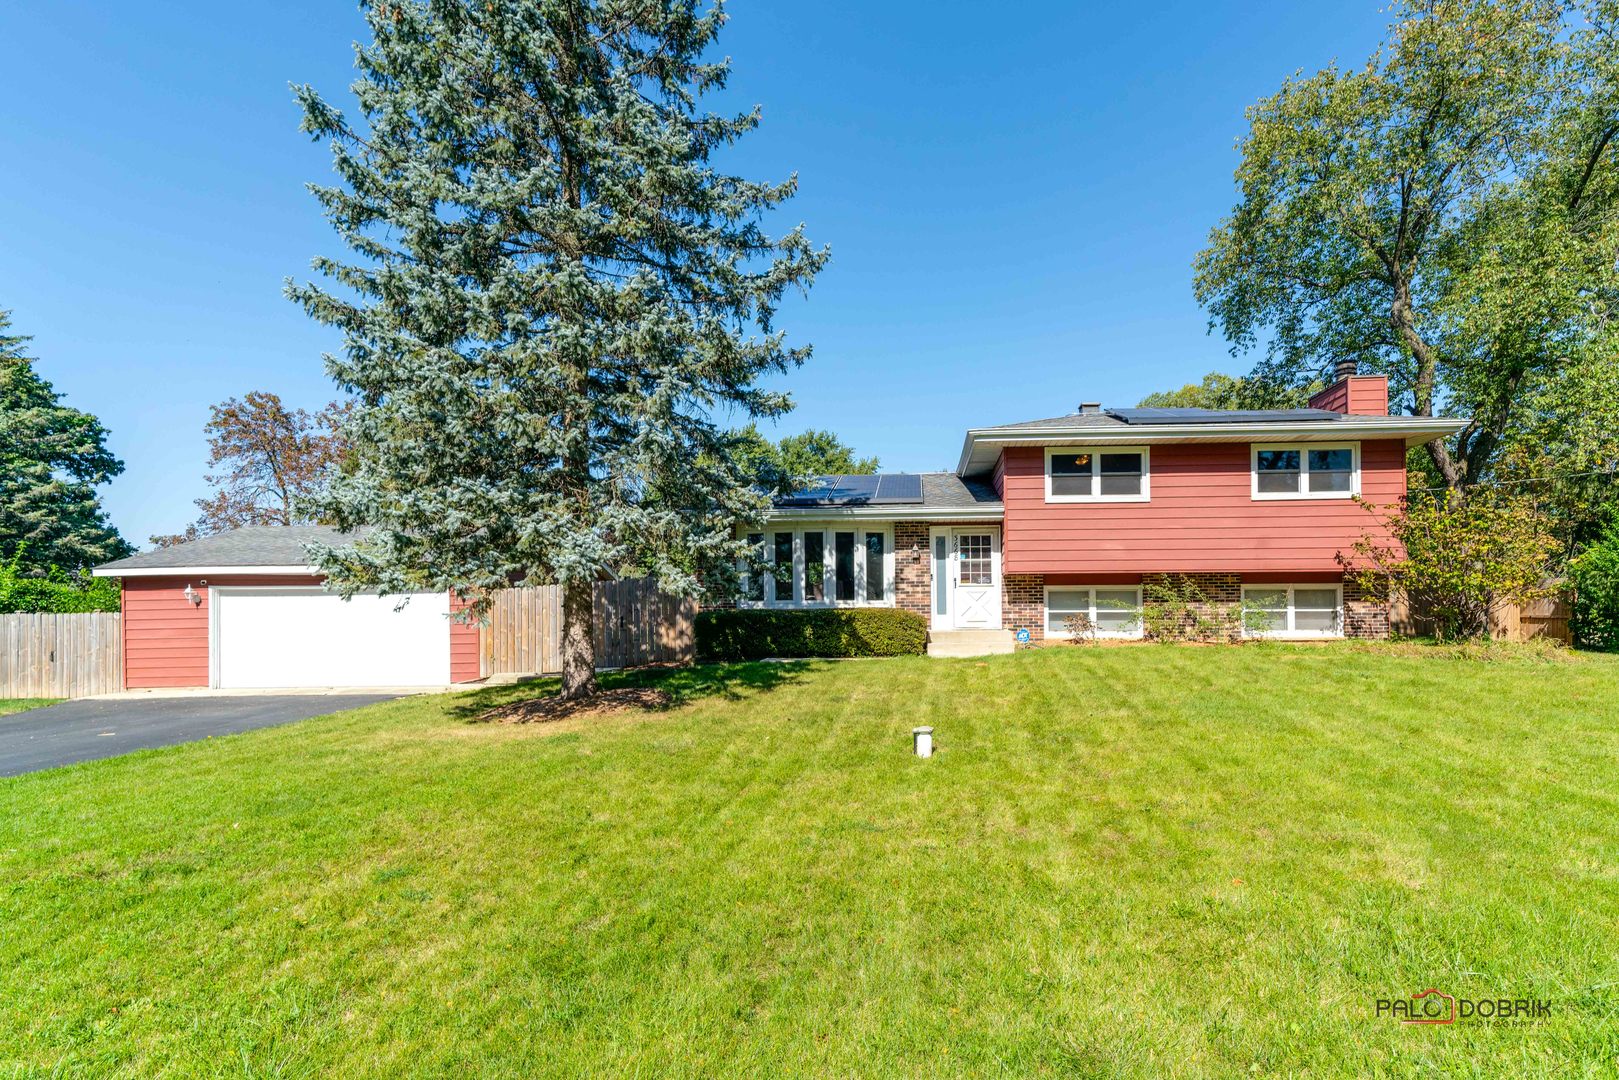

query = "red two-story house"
[[741, 369, 1466, 646]]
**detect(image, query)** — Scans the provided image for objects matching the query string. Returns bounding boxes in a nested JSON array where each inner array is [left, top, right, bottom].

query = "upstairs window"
[[1045, 446, 1150, 502], [1252, 443, 1358, 500]]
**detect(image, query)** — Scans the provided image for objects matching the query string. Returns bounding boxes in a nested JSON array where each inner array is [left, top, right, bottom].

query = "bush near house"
[[0, 548, 119, 614], [1570, 522, 1619, 650], [696, 608, 927, 660], [1340, 494, 1559, 641]]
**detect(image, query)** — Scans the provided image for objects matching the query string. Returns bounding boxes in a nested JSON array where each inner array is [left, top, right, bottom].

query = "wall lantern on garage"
[[183, 584, 202, 607]]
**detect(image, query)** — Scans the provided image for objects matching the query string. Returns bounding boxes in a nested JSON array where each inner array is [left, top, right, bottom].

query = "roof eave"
[[955, 418, 1471, 475], [763, 505, 1003, 522], [92, 564, 318, 578]]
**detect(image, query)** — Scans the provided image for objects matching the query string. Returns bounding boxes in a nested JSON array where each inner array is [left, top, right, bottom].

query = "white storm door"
[[212, 588, 451, 689], [950, 528, 1001, 629]]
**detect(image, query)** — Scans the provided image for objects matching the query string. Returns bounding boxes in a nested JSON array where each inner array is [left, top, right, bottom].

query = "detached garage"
[[94, 527, 480, 690]]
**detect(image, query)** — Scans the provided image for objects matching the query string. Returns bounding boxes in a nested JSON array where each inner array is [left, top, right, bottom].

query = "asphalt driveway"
[[0, 694, 404, 777]]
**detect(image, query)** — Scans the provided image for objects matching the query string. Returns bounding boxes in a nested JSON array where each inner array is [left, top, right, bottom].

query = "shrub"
[[1137, 575, 1270, 642], [696, 608, 928, 660], [1340, 493, 1559, 641], [1570, 523, 1619, 650], [0, 546, 121, 613], [1059, 611, 1097, 644]]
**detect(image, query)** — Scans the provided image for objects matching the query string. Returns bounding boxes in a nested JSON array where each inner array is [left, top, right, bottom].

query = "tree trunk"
[[560, 577, 598, 701], [1390, 282, 1468, 492]]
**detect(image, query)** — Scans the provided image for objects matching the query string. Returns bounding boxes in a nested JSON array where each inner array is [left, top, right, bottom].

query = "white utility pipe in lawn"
[[913, 727, 933, 758]]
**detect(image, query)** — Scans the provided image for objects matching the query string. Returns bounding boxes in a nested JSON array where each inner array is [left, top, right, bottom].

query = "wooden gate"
[[0, 613, 123, 698], [480, 579, 695, 677]]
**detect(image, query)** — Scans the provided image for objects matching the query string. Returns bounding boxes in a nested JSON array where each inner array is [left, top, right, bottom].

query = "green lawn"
[[3, 644, 1619, 1077], [0, 698, 58, 718]]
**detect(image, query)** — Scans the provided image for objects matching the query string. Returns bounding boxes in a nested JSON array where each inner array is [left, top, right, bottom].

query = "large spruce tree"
[[290, 0, 824, 698], [0, 310, 130, 572]]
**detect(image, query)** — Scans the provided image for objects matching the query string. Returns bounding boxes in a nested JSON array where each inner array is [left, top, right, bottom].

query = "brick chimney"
[[1309, 359, 1388, 416]]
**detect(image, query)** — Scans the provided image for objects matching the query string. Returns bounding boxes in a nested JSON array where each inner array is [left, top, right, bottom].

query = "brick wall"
[[1343, 577, 1389, 639], [1142, 572, 1244, 642], [894, 521, 932, 620], [1003, 574, 1045, 641]]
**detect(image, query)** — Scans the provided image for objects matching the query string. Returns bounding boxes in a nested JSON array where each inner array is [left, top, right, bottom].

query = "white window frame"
[[739, 524, 895, 609], [1044, 585, 1145, 640], [740, 532, 768, 605], [1241, 584, 1345, 639], [1251, 442, 1360, 501], [1044, 446, 1151, 503]]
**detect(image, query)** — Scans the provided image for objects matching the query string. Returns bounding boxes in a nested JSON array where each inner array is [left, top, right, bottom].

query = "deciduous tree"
[[290, 0, 826, 699], [1138, 372, 1317, 411], [728, 423, 877, 495], [150, 392, 349, 547], [1196, 0, 1619, 492], [1341, 493, 1560, 639]]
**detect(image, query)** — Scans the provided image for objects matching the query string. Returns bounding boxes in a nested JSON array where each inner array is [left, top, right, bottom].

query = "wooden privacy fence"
[[481, 578, 696, 677], [0, 613, 122, 698], [1485, 595, 1573, 644], [1389, 590, 1574, 645]]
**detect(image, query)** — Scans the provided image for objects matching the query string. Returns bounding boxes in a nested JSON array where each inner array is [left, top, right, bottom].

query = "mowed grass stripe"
[[2, 646, 1618, 1076]]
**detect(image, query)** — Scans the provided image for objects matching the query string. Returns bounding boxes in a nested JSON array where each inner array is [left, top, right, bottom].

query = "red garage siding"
[[121, 575, 480, 690], [449, 594, 481, 684], [122, 575, 318, 689], [1000, 438, 1406, 576]]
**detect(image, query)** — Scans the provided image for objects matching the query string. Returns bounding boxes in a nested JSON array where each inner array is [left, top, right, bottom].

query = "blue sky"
[[0, 1, 1389, 547]]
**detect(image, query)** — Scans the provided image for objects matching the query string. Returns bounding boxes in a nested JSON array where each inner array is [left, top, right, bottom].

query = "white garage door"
[[213, 588, 451, 689]]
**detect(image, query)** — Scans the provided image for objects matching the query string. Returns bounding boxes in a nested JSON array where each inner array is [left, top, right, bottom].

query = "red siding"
[[122, 575, 320, 690], [449, 594, 481, 683], [1309, 376, 1388, 416], [120, 575, 477, 690], [1000, 439, 1405, 576]]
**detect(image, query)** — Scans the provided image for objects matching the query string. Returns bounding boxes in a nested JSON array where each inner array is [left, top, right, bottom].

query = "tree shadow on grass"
[[444, 660, 816, 723]]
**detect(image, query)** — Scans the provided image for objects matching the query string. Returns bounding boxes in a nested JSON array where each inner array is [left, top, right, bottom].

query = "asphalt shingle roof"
[[920, 472, 1001, 509], [974, 412, 1131, 432], [95, 525, 367, 573]]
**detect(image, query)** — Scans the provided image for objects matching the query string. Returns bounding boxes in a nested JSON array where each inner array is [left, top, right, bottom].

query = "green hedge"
[[0, 550, 120, 614], [696, 608, 928, 660]]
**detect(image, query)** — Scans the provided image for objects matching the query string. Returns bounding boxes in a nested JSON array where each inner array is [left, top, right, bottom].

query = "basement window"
[[1045, 586, 1144, 639], [1241, 585, 1344, 638]]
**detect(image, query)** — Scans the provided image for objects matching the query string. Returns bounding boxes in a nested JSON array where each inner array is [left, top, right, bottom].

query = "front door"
[[932, 527, 1001, 630]]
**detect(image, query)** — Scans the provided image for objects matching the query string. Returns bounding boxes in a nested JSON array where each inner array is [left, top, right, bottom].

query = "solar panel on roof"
[[776, 473, 924, 507], [1106, 407, 1342, 425], [842, 475, 881, 496], [873, 474, 923, 504]]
